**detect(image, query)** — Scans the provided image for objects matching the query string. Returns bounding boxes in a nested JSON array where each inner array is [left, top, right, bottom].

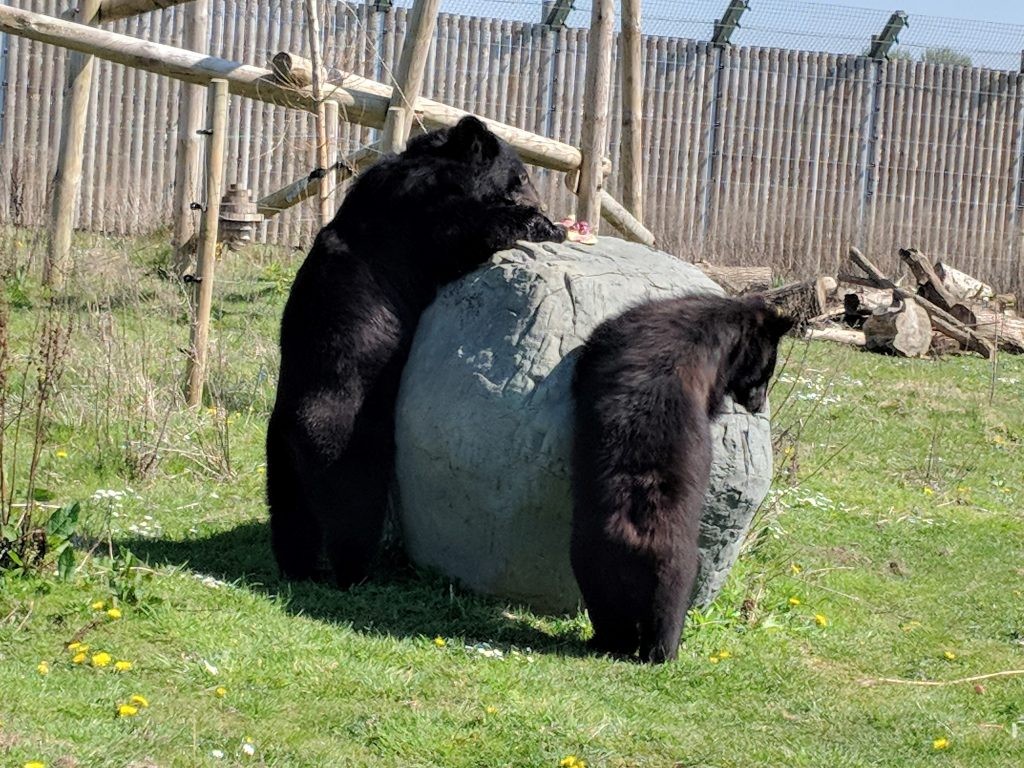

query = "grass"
[[1, 228, 1023, 767]]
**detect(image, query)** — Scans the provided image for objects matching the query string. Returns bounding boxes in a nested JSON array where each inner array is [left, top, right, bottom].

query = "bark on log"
[[694, 263, 772, 294], [269, 52, 326, 89], [967, 306, 1024, 354], [806, 327, 866, 347], [762, 280, 823, 323], [899, 247, 976, 325], [862, 294, 932, 358], [935, 261, 994, 303]]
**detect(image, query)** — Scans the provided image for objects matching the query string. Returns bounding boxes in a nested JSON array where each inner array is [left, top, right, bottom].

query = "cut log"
[[846, 247, 994, 358], [806, 327, 866, 347], [898, 247, 975, 325], [694, 263, 772, 294], [762, 280, 823, 324], [935, 261, 994, 303], [862, 294, 932, 358], [967, 306, 1024, 354], [269, 52, 326, 89]]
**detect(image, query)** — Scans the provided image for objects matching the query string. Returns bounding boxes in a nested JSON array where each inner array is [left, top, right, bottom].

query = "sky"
[[818, 0, 1024, 26], [421, 0, 1024, 70]]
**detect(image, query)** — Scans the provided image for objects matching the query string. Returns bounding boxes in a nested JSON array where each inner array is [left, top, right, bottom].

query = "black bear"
[[570, 294, 793, 663], [267, 116, 565, 587]]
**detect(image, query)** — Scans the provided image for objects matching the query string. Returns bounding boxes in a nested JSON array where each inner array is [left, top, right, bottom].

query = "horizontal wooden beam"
[[97, 0, 195, 24], [0, 5, 381, 121], [0, 6, 608, 177], [256, 146, 380, 218], [333, 68, 612, 175]]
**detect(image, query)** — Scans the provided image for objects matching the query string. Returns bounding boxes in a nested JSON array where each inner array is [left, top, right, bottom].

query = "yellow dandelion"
[[24, 762, 46, 768], [256, 466, 266, 475], [788, 596, 801, 607], [922, 487, 935, 496], [91, 600, 105, 610], [932, 737, 949, 750], [943, 651, 957, 661], [91, 652, 112, 668], [485, 705, 498, 714], [72, 652, 87, 664], [117, 704, 139, 718], [36, 661, 49, 675], [814, 613, 829, 627], [55, 450, 68, 459], [114, 660, 133, 672], [106, 607, 122, 620], [215, 686, 227, 698], [559, 757, 587, 768], [67, 642, 87, 652], [129, 694, 150, 708], [789, 563, 802, 574], [709, 655, 721, 664], [717, 650, 732, 660], [433, 636, 446, 647]]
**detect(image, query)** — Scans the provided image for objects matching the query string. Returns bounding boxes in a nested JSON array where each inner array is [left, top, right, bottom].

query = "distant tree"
[[919, 47, 973, 67]]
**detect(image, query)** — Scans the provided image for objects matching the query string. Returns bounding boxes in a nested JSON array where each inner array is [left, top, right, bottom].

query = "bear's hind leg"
[[267, 425, 323, 581], [639, 555, 699, 664], [587, 603, 641, 658], [316, 456, 390, 590]]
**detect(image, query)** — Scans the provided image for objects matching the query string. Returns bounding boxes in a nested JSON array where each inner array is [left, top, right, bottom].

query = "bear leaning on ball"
[[266, 116, 565, 588]]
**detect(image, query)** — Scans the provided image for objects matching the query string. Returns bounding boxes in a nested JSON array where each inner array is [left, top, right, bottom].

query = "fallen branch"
[[859, 669, 1024, 688]]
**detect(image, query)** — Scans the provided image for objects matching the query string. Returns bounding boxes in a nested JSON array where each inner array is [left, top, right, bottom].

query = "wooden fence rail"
[[1, 0, 1023, 293]]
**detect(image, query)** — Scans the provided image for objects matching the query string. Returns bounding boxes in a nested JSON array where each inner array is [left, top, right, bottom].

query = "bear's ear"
[[767, 310, 795, 339], [447, 115, 501, 164]]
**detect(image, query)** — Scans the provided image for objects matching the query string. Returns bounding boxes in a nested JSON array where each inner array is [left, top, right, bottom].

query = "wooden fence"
[[2, 0, 1023, 291]]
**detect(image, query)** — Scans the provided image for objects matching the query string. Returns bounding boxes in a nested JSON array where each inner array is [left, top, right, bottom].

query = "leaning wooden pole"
[[185, 79, 229, 408], [380, 0, 441, 154], [577, 0, 615, 229], [304, 0, 332, 226], [171, 0, 209, 274], [620, 0, 644, 220], [45, 0, 100, 290], [97, 0, 195, 23]]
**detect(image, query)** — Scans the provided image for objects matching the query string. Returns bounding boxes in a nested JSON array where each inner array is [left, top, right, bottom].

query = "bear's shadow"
[[122, 523, 586, 655]]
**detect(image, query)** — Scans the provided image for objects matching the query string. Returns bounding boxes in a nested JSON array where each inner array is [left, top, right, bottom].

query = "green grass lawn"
[[1, 229, 1022, 767]]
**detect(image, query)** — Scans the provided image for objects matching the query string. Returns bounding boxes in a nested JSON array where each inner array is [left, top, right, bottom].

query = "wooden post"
[[576, 0, 614, 229], [304, 0, 333, 226], [620, 0, 643, 220], [45, 0, 101, 290], [322, 99, 340, 221], [171, 0, 209, 274], [185, 79, 229, 408], [380, 0, 441, 154]]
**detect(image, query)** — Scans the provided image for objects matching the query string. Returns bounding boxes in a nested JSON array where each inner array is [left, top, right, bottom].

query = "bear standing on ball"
[[267, 116, 565, 588], [570, 294, 793, 663]]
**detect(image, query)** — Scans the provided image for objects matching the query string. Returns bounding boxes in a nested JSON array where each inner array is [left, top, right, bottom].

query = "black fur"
[[570, 294, 793, 663], [266, 116, 565, 588]]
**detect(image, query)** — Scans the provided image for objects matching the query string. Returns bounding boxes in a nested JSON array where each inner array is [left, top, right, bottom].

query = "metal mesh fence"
[[2, 0, 1024, 293]]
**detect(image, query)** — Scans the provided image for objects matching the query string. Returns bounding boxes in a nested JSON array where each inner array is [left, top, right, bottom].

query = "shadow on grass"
[[122, 522, 587, 656]]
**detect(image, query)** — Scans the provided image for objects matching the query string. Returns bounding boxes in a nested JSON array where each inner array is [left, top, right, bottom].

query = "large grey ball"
[[394, 238, 773, 613]]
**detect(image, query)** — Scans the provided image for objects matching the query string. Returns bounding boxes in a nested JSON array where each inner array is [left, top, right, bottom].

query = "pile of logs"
[[806, 247, 1023, 359], [698, 247, 1022, 359]]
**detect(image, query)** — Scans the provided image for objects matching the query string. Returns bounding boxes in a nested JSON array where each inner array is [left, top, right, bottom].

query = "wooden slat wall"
[[2, 1, 1023, 291]]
